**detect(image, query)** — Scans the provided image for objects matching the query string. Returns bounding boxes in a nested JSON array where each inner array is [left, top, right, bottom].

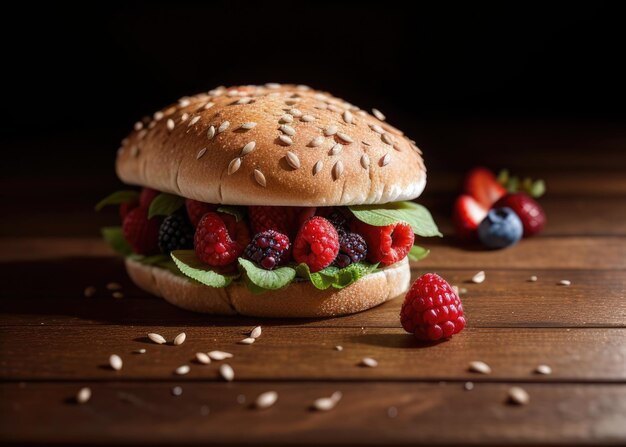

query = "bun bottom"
[[125, 257, 410, 318]]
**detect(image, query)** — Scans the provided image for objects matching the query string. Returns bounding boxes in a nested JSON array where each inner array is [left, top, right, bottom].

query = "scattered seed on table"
[[171, 386, 183, 397], [106, 282, 121, 291], [464, 381, 475, 391], [195, 353, 211, 364], [360, 357, 378, 368], [387, 406, 398, 418], [76, 387, 91, 404], [238, 337, 255, 345], [220, 364, 235, 382], [250, 326, 262, 339], [459, 287, 468, 294], [558, 280, 571, 286], [529, 275, 538, 282], [112, 292, 124, 299], [133, 349, 146, 354], [471, 271, 486, 283], [175, 365, 190, 375], [468, 361, 491, 374], [83, 286, 96, 297], [109, 354, 123, 371], [208, 351, 233, 361], [334, 345, 344, 351], [148, 333, 167, 345], [255, 391, 278, 409], [312, 391, 342, 411], [535, 364, 552, 375], [174, 332, 186, 346], [508, 387, 530, 405]]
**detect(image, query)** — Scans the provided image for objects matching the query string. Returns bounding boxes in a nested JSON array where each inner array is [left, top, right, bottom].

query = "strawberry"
[[464, 167, 506, 208], [493, 192, 546, 237], [453, 195, 488, 239]]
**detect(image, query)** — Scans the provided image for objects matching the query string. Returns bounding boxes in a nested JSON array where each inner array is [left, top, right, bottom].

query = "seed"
[[228, 158, 242, 175], [297, 84, 310, 91], [464, 381, 474, 391], [314, 102, 327, 110], [207, 125, 216, 139], [138, 129, 148, 139], [188, 116, 201, 126], [252, 391, 278, 410], [195, 353, 211, 364], [508, 387, 530, 405], [171, 386, 183, 397], [109, 354, 123, 371], [312, 391, 342, 411], [381, 133, 394, 145], [301, 114, 315, 122], [239, 337, 256, 345], [324, 125, 338, 136], [84, 286, 96, 298], [410, 143, 422, 154], [220, 364, 235, 382], [360, 154, 370, 169], [472, 271, 486, 283], [266, 82, 280, 89], [285, 151, 301, 169], [254, 169, 267, 187], [279, 125, 296, 136], [112, 292, 124, 299], [174, 365, 190, 375], [332, 161, 344, 180], [336, 132, 353, 144], [237, 97, 252, 104], [314, 93, 328, 101], [134, 121, 143, 131], [218, 121, 230, 133], [285, 98, 299, 106], [241, 141, 256, 156], [535, 364, 552, 375], [360, 357, 378, 367], [133, 349, 146, 354], [203, 102, 215, 110], [288, 108, 302, 117], [278, 135, 293, 146], [250, 326, 262, 339], [558, 280, 571, 286], [208, 351, 234, 361], [179, 98, 191, 107], [131, 147, 140, 157], [76, 387, 92, 404], [174, 332, 186, 346], [196, 148, 207, 159], [153, 111, 164, 120], [180, 113, 189, 122], [329, 144, 343, 156], [166, 119, 175, 131], [369, 124, 384, 134], [313, 160, 323, 176], [468, 360, 491, 374], [334, 345, 343, 351], [459, 287, 468, 294], [372, 108, 386, 120], [380, 153, 391, 167], [343, 110, 353, 124], [240, 122, 257, 130], [529, 275, 538, 282], [279, 114, 293, 124], [327, 104, 343, 113], [148, 333, 167, 345], [310, 136, 325, 147]]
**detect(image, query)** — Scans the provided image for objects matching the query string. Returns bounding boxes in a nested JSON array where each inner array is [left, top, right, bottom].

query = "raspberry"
[[139, 188, 159, 208], [185, 199, 218, 227], [122, 207, 161, 255], [158, 213, 195, 254], [194, 212, 249, 267], [244, 230, 291, 270], [327, 209, 350, 237], [248, 206, 302, 236], [400, 273, 466, 341], [293, 217, 339, 272], [119, 200, 138, 221], [335, 232, 367, 268], [354, 221, 414, 266]]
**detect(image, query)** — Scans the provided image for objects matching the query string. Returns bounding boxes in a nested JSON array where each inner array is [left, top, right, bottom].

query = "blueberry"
[[478, 207, 523, 249]]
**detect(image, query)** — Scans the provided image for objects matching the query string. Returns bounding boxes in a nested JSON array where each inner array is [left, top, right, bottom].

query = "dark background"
[[2, 1, 625, 234]]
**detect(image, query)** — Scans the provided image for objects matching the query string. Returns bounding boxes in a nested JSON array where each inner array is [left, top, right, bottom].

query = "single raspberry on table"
[[293, 217, 339, 272], [194, 212, 250, 266], [244, 230, 291, 270], [400, 273, 466, 341], [335, 232, 367, 268], [122, 207, 161, 255], [354, 221, 414, 266], [185, 199, 218, 227], [158, 213, 195, 254], [139, 188, 160, 208]]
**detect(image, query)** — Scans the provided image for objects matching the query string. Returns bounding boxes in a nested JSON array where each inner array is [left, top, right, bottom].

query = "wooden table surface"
[[1, 127, 625, 445]]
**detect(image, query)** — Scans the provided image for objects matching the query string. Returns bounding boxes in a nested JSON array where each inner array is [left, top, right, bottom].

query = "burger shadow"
[[349, 333, 448, 349]]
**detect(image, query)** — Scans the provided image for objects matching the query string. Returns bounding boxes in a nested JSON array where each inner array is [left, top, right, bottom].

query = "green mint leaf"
[[148, 193, 184, 218], [296, 262, 378, 290], [171, 250, 237, 287], [238, 258, 296, 291], [530, 179, 546, 198], [497, 169, 510, 186], [101, 226, 133, 257], [138, 254, 170, 265], [95, 190, 139, 211], [295, 263, 338, 290], [217, 206, 246, 222], [349, 201, 442, 237], [408, 245, 430, 262]]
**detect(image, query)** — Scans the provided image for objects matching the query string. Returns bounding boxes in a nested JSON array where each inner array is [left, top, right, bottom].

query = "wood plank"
[[1, 326, 623, 381], [1, 382, 624, 445]]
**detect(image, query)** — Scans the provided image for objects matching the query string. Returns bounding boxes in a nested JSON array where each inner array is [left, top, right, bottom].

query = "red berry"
[[453, 195, 488, 239], [244, 230, 291, 270], [249, 206, 301, 237], [194, 212, 249, 267], [119, 200, 138, 221], [400, 273, 466, 341], [464, 167, 506, 208], [493, 192, 546, 237], [139, 188, 160, 208], [354, 221, 414, 266], [122, 207, 161, 255], [185, 199, 218, 227], [293, 217, 339, 272]]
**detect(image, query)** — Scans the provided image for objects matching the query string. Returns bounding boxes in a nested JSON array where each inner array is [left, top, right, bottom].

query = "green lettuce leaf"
[[148, 193, 185, 218], [296, 262, 379, 290], [171, 250, 237, 287], [238, 258, 296, 291], [217, 206, 246, 222], [348, 201, 442, 237], [95, 190, 139, 211], [408, 245, 430, 262], [101, 227, 133, 257]]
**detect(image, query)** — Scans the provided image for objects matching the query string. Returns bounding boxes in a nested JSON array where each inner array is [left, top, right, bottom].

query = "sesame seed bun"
[[125, 257, 410, 318], [116, 84, 426, 206]]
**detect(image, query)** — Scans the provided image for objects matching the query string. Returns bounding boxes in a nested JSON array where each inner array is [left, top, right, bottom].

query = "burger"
[[97, 84, 440, 317]]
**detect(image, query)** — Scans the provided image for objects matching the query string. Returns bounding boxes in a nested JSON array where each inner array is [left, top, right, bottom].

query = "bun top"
[[116, 84, 426, 206]]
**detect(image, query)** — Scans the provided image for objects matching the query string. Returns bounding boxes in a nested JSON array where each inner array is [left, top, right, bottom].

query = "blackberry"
[[158, 213, 195, 254], [335, 232, 367, 267], [327, 209, 349, 237], [244, 230, 291, 270]]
